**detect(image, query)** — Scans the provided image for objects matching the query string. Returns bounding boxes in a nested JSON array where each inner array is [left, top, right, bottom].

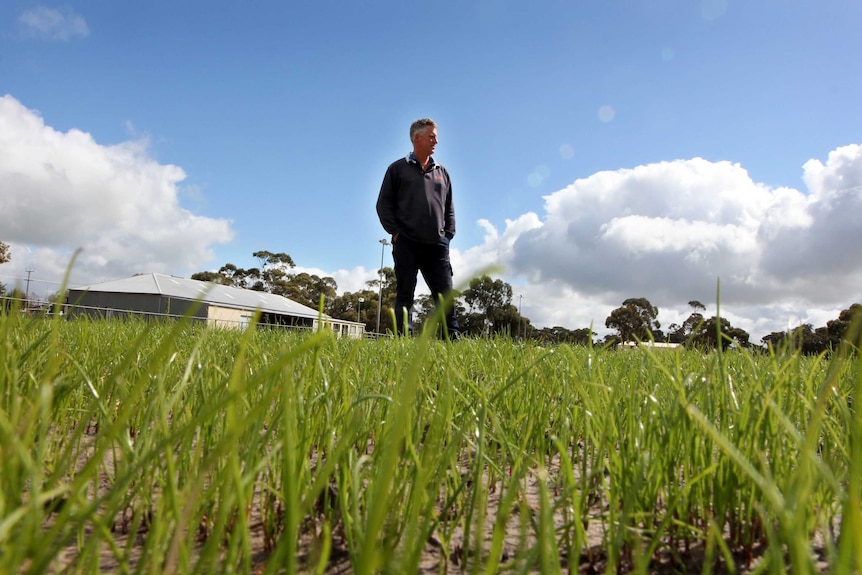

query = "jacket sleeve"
[[376, 163, 399, 236], [443, 170, 456, 239]]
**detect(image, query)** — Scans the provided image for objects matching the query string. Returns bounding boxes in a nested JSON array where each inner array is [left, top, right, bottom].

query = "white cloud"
[[0, 95, 234, 297], [451, 213, 542, 286], [18, 6, 90, 41], [756, 145, 862, 298], [451, 147, 862, 343]]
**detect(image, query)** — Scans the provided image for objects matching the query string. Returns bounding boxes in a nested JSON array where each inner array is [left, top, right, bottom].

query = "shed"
[[66, 272, 365, 338]]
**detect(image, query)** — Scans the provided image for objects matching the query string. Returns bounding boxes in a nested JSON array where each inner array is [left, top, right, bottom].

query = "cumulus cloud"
[[757, 145, 862, 295], [0, 95, 234, 296], [458, 147, 862, 342], [18, 6, 90, 41]]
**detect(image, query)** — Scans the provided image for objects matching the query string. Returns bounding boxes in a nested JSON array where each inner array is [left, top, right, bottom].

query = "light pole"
[[376, 238, 390, 335], [518, 294, 523, 339], [357, 297, 364, 322]]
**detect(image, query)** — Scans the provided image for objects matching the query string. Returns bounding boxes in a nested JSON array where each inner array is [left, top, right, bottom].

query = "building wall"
[[618, 341, 681, 349], [66, 292, 363, 337], [66, 292, 209, 321], [67, 292, 160, 319], [319, 318, 365, 339], [207, 305, 253, 330], [207, 311, 362, 337]]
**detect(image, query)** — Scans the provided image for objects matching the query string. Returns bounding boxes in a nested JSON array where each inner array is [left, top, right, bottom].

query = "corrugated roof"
[[69, 272, 326, 319]]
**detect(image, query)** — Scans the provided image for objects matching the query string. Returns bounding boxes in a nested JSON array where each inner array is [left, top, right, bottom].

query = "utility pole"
[[25, 266, 35, 309], [376, 238, 390, 335], [518, 294, 523, 339]]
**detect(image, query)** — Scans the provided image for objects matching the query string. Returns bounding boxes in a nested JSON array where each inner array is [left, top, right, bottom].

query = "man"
[[376, 118, 461, 338]]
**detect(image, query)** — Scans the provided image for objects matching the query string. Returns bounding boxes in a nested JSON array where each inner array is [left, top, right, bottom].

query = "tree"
[[191, 270, 230, 284], [824, 303, 862, 348], [689, 316, 750, 350], [761, 330, 788, 350], [463, 276, 511, 315], [668, 300, 706, 344], [412, 291, 471, 336], [762, 304, 861, 354], [459, 275, 523, 336], [0, 243, 11, 298], [194, 251, 296, 292], [534, 326, 596, 345], [330, 288, 378, 331], [3, 287, 26, 312], [492, 304, 522, 337], [366, 267, 396, 334], [326, 267, 397, 334], [794, 324, 829, 355], [204, 263, 250, 288], [253, 250, 295, 270], [252, 251, 296, 294], [413, 294, 437, 333], [605, 297, 660, 343], [283, 272, 337, 313], [194, 252, 337, 313]]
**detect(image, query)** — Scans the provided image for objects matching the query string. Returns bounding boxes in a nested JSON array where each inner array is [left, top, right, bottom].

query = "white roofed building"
[[65, 272, 364, 338]]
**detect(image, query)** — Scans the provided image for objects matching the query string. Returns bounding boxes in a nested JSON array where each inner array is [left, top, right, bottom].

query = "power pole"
[[518, 294, 523, 339], [25, 266, 35, 309], [376, 238, 390, 335]]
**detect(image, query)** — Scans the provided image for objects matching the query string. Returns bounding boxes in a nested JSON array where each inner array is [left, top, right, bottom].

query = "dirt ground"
[[42, 425, 831, 574]]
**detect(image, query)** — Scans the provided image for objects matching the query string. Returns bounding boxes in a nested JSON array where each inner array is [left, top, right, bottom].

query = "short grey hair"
[[409, 118, 437, 142]]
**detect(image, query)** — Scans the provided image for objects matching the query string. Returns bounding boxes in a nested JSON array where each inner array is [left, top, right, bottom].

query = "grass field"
[[1, 307, 860, 574]]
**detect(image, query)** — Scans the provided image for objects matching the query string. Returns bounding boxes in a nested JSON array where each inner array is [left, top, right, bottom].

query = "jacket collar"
[[407, 152, 436, 168]]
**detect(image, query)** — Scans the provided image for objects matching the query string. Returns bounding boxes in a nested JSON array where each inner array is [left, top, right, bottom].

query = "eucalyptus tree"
[[283, 272, 338, 313], [0, 241, 8, 297], [329, 289, 378, 329], [460, 275, 521, 336], [668, 300, 707, 344], [605, 297, 660, 343], [689, 316, 751, 349], [824, 303, 862, 348], [761, 303, 861, 354]]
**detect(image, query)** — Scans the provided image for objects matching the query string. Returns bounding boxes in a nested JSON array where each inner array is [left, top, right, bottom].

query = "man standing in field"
[[376, 118, 461, 338]]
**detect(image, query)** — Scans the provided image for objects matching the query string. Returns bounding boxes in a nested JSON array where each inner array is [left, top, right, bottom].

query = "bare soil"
[[41, 424, 831, 574]]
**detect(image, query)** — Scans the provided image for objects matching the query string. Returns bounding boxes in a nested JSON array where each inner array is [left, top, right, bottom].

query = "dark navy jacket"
[[376, 154, 455, 245]]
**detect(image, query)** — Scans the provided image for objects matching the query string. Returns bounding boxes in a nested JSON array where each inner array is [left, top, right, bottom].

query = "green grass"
[[1, 307, 860, 573]]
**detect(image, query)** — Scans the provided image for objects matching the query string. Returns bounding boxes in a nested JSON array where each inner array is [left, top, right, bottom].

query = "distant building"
[[66, 272, 365, 338], [617, 341, 681, 350]]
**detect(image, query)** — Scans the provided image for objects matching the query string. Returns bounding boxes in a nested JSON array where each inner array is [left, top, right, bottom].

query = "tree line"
[[192, 250, 860, 351], [1, 242, 857, 352], [0, 240, 12, 301]]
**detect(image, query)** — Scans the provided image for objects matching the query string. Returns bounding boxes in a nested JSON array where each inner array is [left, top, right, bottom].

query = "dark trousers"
[[392, 237, 460, 337]]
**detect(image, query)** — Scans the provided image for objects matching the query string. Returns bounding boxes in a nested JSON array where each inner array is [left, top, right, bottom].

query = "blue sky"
[[1, 0, 861, 341]]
